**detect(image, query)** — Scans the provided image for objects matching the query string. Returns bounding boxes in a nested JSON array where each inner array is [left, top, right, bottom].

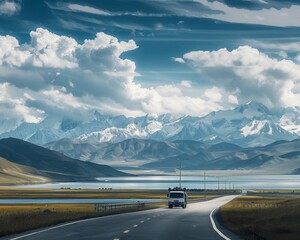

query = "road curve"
[[3, 195, 239, 240]]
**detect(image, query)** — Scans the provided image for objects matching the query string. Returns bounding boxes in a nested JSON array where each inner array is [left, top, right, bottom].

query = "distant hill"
[[45, 138, 300, 174], [0, 157, 49, 184], [0, 138, 129, 184]]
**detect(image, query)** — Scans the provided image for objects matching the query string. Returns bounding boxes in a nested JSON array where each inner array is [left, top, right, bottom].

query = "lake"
[[17, 175, 300, 190]]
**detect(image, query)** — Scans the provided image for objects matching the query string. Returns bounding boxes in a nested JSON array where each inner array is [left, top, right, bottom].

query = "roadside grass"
[[0, 188, 225, 199], [253, 189, 300, 194], [220, 196, 300, 240], [0, 202, 165, 237]]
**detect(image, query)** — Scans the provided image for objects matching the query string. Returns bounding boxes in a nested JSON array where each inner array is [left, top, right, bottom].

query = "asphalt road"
[[4, 195, 239, 240]]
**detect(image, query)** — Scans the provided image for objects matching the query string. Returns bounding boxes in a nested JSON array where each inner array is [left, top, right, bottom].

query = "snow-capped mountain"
[[279, 106, 300, 135], [0, 101, 299, 147]]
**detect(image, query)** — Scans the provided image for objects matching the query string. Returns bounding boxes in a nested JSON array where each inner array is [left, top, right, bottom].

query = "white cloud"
[[180, 80, 192, 88], [295, 54, 300, 63], [29, 28, 78, 68], [0, 28, 78, 69], [258, 0, 267, 4], [52, 3, 168, 18], [181, 45, 300, 109], [0, 83, 44, 123], [0, 28, 229, 123], [0, 0, 21, 16], [278, 51, 288, 58], [144, 84, 223, 116], [281, 80, 300, 107], [252, 41, 300, 52], [172, 57, 185, 63], [204, 87, 222, 102], [228, 94, 239, 105], [198, 0, 300, 27], [68, 4, 111, 16], [0, 35, 30, 67]]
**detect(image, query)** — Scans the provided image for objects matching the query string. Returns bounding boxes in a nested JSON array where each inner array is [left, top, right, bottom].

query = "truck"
[[167, 187, 188, 208]]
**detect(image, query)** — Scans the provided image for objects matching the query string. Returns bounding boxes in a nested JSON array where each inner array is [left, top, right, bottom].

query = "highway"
[[4, 195, 240, 240]]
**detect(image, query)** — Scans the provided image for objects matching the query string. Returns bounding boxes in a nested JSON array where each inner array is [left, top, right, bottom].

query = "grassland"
[[220, 196, 300, 240], [0, 202, 166, 237], [253, 189, 300, 194], [0, 188, 224, 199]]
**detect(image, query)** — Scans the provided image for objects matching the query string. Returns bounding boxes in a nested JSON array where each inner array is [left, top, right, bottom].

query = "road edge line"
[[210, 208, 231, 240], [8, 206, 163, 240], [9, 217, 98, 240]]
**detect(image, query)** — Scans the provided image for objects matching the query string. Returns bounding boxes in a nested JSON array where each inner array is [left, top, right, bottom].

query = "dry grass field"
[[0, 202, 165, 237], [253, 189, 300, 194], [220, 196, 300, 240], [0, 188, 222, 199]]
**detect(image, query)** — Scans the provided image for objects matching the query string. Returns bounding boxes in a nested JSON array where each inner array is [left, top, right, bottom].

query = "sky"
[[0, 0, 300, 123]]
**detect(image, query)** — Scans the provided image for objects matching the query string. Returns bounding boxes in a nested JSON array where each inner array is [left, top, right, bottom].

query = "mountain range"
[[45, 137, 300, 174], [0, 138, 129, 185], [1, 101, 299, 148]]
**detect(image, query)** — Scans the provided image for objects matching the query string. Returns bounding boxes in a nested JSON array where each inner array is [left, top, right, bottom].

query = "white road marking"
[[123, 230, 130, 234], [9, 217, 102, 240], [147, 218, 151, 220], [140, 221, 144, 223], [133, 225, 138, 228], [210, 208, 231, 240]]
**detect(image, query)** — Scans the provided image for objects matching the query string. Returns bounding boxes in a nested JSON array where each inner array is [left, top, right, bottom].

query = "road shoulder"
[[212, 208, 243, 240]]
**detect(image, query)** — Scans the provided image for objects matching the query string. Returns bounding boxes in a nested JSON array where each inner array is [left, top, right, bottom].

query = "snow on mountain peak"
[[235, 101, 270, 116], [241, 120, 272, 137], [77, 124, 148, 143], [0, 102, 299, 147]]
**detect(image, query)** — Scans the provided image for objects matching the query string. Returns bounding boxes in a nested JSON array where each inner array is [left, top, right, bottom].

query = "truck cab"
[[168, 187, 187, 208]]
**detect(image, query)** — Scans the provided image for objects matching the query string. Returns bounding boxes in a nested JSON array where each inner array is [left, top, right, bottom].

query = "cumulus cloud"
[[180, 45, 300, 109], [29, 29, 78, 68], [204, 87, 222, 102], [0, 83, 44, 123], [0, 0, 21, 16], [0, 28, 227, 123], [0, 35, 30, 67]]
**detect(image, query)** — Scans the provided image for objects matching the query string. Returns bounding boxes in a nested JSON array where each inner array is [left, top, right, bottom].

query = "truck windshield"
[[170, 193, 184, 198]]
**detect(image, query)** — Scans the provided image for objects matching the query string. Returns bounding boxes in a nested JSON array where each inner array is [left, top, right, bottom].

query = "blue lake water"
[[16, 175, 300, 190]]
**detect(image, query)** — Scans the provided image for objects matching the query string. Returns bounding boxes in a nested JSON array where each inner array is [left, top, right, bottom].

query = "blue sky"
[[0, 0, 300, 122]]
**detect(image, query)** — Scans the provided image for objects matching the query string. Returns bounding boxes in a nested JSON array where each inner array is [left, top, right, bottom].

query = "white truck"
[[167, 187, 188, 208]]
